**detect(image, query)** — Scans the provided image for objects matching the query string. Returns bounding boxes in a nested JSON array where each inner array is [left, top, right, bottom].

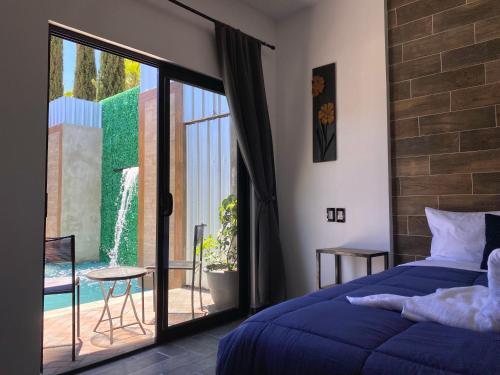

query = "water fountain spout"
[[108, 167, 138, 267]]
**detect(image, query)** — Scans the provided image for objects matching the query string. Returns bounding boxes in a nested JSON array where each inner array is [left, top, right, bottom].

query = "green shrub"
[[198, 195, 238, 271]]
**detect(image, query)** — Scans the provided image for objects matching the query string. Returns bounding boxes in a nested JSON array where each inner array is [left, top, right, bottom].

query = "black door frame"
[[157, 67, 251, 342], [45, 24, 250, 374]]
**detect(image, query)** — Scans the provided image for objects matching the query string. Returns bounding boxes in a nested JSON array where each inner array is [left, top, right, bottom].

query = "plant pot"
[[205, 269, 239, 310]]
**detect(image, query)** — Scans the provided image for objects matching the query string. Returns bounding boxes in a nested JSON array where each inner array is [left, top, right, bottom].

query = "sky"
[[63, 40, 101, 92]]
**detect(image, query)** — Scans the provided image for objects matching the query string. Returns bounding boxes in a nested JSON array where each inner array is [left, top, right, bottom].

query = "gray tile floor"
[[78, 320, 242, 375]]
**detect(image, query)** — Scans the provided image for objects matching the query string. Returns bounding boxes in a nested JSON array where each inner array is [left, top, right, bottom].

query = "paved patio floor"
[[43, 287, 214, 375]]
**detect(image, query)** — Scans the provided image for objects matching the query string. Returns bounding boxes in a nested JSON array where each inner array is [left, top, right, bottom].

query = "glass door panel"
[[43, 34, 158, 373], [167, 81, 238, 326]]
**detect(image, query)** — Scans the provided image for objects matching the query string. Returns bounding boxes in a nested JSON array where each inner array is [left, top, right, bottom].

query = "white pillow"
[[425, 207, 500, 265]]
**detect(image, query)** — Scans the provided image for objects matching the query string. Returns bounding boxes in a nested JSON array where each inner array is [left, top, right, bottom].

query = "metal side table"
[[86, 266, 147, 344], [316, 247, 389, 289]]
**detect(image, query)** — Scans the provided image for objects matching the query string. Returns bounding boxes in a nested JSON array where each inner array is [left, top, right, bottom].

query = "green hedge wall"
[[100, 86, 139, 265]]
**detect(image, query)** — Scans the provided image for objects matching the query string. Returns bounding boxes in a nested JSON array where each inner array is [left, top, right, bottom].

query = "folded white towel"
[[347, 249, 500, 333], [478, 248, 500, 331]]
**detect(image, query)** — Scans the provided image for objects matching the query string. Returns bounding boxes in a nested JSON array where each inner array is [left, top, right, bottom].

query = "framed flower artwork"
[[312, 63, 337, 162]]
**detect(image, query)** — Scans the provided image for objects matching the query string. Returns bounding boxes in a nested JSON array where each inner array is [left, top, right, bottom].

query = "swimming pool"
[[44, 261, 144, 311]]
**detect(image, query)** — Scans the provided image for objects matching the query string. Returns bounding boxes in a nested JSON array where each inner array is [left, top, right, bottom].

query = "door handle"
[[162, 192, 173, 217]]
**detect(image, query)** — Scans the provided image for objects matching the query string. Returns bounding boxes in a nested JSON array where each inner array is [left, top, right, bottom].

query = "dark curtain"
[[215, 23, 286, 307]]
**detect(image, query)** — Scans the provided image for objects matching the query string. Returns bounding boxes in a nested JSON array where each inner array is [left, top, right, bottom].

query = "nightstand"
[[316, 247, 389, 289]]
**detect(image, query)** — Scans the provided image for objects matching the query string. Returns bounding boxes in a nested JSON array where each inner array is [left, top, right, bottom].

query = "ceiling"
[[238, 0, 321, 20]]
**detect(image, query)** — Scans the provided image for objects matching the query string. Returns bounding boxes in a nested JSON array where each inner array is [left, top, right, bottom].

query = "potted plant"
[[199, 194, 238, 310]]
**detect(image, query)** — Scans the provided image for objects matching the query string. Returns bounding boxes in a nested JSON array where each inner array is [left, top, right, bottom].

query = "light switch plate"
[[327, 208, 336, 222], [336, 208, 346, 223]]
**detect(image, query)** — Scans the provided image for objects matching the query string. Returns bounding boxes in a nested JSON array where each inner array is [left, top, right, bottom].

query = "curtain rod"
[[168, 0, 276, 50]]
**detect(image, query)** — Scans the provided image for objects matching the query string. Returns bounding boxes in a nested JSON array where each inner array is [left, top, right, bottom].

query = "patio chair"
[[172, 224, 207, 319], [44, 235, 80, 361], [146, 224, 206, 320]]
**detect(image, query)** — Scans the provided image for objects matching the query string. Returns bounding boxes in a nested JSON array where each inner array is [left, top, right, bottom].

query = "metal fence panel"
[[48, 96, 101, 128]]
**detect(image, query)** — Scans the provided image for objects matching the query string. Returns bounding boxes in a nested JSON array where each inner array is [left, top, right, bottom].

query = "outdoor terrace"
[[43, 287, 214, 375]]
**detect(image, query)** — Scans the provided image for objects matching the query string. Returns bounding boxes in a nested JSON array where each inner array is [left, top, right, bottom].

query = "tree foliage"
[[49, 36, 63, 101], [97, 52, 125, 101], [73, 44, 97, 101], [124, 59, 140, 90]]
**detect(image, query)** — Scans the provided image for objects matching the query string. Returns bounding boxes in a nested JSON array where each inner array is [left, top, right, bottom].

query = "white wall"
[[0, 1, 276, 373], [0, 2, 48, 375], [275, 0, 391, 297]]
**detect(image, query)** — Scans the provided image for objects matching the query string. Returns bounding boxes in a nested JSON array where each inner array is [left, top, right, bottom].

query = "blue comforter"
[[217, 266, 500, 375]]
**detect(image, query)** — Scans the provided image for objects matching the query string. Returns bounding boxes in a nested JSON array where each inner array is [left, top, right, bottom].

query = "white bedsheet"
[[401, 257, 486, 272]]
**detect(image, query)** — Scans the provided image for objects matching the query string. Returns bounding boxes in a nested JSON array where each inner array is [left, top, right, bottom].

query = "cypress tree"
[[49, 36, 63, 101], [73, 44, 97, 101], [97, 52, 125, 100]]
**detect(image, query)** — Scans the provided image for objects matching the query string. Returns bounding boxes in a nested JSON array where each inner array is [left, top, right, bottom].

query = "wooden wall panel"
[[395, 0, 464, 25], [46, 126, 62, 238], [387, 0, 500, 264], [170, 82, 186, 289], [476, 15, 500, 42], [419, 107, 495, 135], [442, 39, 500, 71]]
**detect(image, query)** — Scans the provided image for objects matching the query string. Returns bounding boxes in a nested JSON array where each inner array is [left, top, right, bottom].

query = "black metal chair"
[[44, 235, 80, 361], [172, 223, 205, 319], [147, 224, 206, 320]]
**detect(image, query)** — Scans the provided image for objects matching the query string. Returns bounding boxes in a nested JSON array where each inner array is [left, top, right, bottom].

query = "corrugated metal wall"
[[184, 84, 235, 254], [48, 96, 102, 128]]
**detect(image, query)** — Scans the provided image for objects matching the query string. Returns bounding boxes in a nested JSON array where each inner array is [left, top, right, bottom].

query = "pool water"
[[44, 261, 144, 311]]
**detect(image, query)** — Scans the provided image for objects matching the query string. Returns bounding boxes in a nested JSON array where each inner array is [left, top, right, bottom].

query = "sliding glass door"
[[43, 25, 248, 374]]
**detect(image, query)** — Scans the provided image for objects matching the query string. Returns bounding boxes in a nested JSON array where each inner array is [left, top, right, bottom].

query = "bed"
[[216, 261, 500, 375]]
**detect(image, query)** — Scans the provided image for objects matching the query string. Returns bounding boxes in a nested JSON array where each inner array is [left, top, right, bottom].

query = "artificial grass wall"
[[100, 86, 139, 265]]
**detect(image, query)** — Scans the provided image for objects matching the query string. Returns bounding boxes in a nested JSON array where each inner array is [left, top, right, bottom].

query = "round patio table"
[[86, 266, 147, 344]]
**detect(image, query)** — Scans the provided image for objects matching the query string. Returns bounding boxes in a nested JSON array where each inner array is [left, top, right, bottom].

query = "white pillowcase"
[[425, 207, 500, 265]]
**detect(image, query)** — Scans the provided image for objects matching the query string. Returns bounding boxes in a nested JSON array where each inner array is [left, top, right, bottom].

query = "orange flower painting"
[[312, 75, 325, 97], [313, 63, 337, 162], [318, 102, 334, 125]]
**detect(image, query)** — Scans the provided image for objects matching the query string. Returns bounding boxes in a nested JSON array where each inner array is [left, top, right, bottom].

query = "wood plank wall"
[[46, 126, 63, 238], [138, 86, 186, 289], [388, 0, 500, 264], [170, 82, 187, 289]]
